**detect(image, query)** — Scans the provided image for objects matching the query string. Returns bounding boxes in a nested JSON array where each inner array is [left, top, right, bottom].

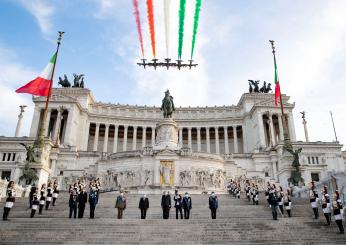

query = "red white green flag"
[[273, 57, 281, 106], [16, 53, 57, 97]]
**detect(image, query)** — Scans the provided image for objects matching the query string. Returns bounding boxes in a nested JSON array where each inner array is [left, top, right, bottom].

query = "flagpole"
[[269, 40, 291, 149], [330, 111, 338, 142], [36, 31, 64, 148]]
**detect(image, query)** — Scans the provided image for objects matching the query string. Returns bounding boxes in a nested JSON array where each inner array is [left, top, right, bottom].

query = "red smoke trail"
[[146, 0, 156, 58], [133, 0, 145, 58]]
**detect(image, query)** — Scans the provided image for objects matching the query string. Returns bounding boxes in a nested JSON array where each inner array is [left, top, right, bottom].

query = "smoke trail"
[[146, 0, 156, 58], [178, 0, 186, 60], [163, 0, 171, 58], [132, 0, 145, 58], [190, 0, 202, 59]]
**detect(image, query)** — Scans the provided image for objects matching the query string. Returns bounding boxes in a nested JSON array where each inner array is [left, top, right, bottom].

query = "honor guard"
[[332, 191, 344, 234], [309, 181, 319, 219], [30, 191, 40, 218], [45, 181, 53, 210], [2, 181, 16, 221], [321, 186, 331, 225], [39, 183, 46, 215], [52, 180, 59, 206]]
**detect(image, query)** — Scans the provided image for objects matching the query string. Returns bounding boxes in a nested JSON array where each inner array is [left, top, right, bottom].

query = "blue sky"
[[1, 0, 346, 148]]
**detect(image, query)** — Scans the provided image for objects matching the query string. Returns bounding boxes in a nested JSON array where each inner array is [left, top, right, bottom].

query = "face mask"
[[143, 194, 147, 198], [212, 193, 215, 197], [185, 194, 188, 197], [121, 193, 124, 196]]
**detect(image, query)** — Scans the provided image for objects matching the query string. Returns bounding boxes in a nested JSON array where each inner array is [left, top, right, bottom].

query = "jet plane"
[[188, 60, 198, 70], [137, 59, 147, 69]]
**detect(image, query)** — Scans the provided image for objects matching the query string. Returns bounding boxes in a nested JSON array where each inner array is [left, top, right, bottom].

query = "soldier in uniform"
[[39, 183, 46, 215], [2, 181, 16, 221], [309, 181, 319, 219], [30, 191, 40, 218], [52, 180, 59, 206], [138, 194, 149, 219], [89, 185, 98, 219], [209, 192, 218, 219], [115, 191, 126, 219], [283, 189, 292, 217], [173, 190, 183, 219], [161, 191, 171, 219], [321, 186, 331, 225], [45, 181, 53, 210], [332, 191, 344, 234]]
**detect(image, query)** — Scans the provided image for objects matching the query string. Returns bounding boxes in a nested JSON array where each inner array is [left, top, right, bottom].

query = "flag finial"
[[58, 31, 65, 45], [269, 40, 275, 54]]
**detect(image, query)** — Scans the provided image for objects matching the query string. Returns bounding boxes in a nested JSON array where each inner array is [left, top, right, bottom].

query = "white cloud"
[[18, 0, 55, 36], [0, 47, 36, 137]]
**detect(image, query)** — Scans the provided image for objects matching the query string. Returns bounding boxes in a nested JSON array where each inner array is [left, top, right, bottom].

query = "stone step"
[[0, 193, 344, 244]]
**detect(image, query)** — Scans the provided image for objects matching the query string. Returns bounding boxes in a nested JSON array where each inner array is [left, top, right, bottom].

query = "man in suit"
[[78, 187, 88, 218], [115, 191, 126, 219], [161, 191, 171, 219], [182, 192, 192, 219], [173, 190, 183, 219], [138, 194, 149, 219], [209, 192, 218, 219]]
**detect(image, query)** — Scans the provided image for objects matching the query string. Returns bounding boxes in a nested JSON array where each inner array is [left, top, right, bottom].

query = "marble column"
[[206, 127, 210, 153], [224, 126, 229, 154], [83, 121, 90, 151], [132, 126, 137, 150], [113, 125, 119, 153], [197, 127, 201, 152], [257, 112, 266, 148], [123, 126, 128, 151], [288, 112, 296, 141], [53, 109, 62, 142], [268, 114, 276, 146], [188, 127, 192, 150], [233, 126, 238, 153], [15, 105, 26, 137], [151, 127, 155, 146], [272, 161, 277, 181], [179, 128, 183, 147], [142, 127, 146, 148], [278, 114, 284, 141], [93, 123, 100, 151], [43, 109, 52, 137], [29, 107, 41, 137], [103, 124, 109, 152], [215, 127, 220, 154]]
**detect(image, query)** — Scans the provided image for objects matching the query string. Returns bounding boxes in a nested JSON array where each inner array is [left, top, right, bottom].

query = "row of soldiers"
[[309, 181, 344, 234]]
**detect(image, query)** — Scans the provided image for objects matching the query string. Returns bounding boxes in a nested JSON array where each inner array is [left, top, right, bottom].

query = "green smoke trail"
[[190, 0, 202, 59], [178, 0, 186, 60]]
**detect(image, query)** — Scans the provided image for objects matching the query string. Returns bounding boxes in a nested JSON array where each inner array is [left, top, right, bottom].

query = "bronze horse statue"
[[161, 90, 175, 118]]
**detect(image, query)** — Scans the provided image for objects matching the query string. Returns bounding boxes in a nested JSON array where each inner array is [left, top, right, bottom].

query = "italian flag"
[[16, 53, 57, 97], [273, 57, 281, 106]]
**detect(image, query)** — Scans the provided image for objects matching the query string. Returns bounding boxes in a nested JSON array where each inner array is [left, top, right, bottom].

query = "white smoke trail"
[[163, 0, 171, 58]]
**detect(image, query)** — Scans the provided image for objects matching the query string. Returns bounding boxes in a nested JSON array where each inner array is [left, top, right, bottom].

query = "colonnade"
[[86, 123, 244, 155]]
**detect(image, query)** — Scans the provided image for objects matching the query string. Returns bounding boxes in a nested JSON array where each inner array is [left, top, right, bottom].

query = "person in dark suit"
[[209, 192, 218, 219], [138, 194, 149, 219], [78, 187, 88, 218], [182, 192, 192, 219], [161, 191, 171, 219], [115, 191, 126, 219], [69, 190, 78, 219], [173, 190, 183, 219]]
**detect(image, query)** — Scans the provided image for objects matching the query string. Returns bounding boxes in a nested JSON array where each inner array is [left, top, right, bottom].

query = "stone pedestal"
[[153, 119, 180, 150]]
